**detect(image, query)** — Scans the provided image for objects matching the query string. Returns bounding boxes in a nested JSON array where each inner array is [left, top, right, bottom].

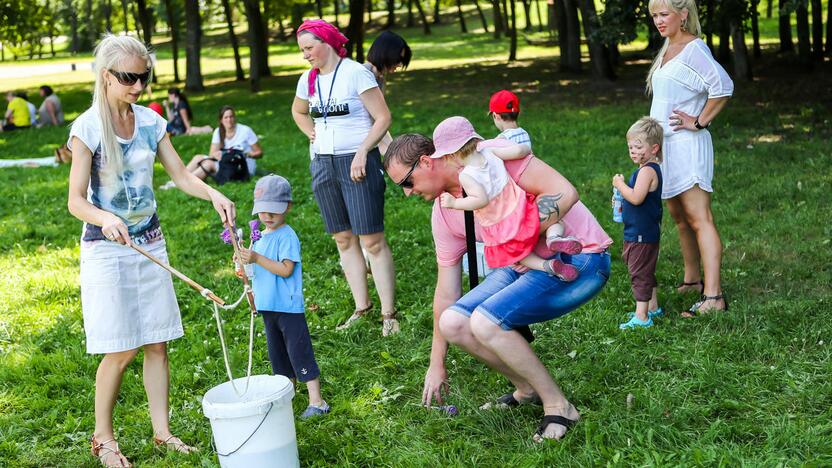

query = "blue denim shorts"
[[449, 252, 611, 330]]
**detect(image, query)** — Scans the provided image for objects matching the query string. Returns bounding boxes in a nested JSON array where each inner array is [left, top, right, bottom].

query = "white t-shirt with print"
[[68, 104, 167, 242], [295, 58, 378, 155], [212, 123, 259, 175]]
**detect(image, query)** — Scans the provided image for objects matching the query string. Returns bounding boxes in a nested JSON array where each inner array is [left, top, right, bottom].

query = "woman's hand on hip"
[[422, 363, 450, 406], [209, 189, 236, 225], [669, 109, 696, 131], [350, 148, 368, 182], [102, 213, 131, 245]]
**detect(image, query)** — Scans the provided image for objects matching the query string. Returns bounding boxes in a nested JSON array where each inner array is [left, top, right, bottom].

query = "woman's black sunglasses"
[[396, 159, 420, 189], [109, 68, 152, 87]]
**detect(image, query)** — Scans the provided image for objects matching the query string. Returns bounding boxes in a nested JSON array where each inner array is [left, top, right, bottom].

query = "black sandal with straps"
[[683, 293, 729, 317], [676, 279, 704, 293], [534, 414, 578, 440]]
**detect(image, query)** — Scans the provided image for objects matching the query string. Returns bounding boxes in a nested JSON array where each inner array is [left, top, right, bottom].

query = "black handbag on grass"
[[214, 148, 249, 185]]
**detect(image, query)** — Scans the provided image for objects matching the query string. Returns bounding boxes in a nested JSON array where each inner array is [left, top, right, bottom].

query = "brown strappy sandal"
[[336, 302, 373, 331], [381, 311, 400, 337], [676, 279, 704, 294], [152, 434, 198, 454], [91, 435, 130, 467]]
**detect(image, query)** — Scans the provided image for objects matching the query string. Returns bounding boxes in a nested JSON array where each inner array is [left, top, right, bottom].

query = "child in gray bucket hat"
[[237, 174, 329, 418]]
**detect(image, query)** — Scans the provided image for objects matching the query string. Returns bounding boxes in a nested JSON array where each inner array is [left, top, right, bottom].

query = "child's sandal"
[[91, 435, 130, 467]]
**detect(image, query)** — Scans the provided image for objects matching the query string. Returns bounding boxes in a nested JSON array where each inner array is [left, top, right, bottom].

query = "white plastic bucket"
[[202, 375, 299, 468]]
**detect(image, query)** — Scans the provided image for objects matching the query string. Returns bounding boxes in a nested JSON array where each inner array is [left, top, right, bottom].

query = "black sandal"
[[535, 415, 578, 439], [676, 279, 704, 293], [683, 293, 728, 317], [496, 392, 542, 407]]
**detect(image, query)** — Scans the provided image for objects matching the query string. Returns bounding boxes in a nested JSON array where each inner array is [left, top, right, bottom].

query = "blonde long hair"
[[90, 34, 152, 171], [645, 0, 702, 95]]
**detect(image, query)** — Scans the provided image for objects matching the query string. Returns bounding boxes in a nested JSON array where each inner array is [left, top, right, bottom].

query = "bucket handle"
[[213, 401, 274, 457]]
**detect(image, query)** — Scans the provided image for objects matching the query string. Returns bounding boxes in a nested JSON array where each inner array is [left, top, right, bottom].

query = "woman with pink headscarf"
[[291, 20, 399, 336]]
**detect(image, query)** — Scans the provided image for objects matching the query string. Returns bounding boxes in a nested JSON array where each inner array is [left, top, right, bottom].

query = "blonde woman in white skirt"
[[67, 34, 236, 467], [646, 0, 733, 317]]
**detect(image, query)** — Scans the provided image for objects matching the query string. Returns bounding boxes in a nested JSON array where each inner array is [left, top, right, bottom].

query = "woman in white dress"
[[68, 34, 236, 466], [646, 0, 733, 316]]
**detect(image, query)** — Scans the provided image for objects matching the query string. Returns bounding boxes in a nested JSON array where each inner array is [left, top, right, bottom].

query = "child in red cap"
[[488, 90, 531, 149], [434, 116, 581, 281]]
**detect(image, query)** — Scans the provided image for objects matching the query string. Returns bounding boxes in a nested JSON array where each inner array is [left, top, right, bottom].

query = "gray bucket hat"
[[252, 174, 292, 215]]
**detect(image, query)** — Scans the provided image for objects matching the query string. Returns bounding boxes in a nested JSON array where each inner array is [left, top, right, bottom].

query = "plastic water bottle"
[[613, 188, 623, 223]]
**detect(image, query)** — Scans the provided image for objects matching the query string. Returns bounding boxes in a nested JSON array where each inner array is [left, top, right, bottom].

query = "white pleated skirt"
[[80, 239, 184, 354]]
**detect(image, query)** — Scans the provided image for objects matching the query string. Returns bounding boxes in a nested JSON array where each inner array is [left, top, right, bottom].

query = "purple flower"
[[220, 227, 232, 245], [249, 220, 262, 242]]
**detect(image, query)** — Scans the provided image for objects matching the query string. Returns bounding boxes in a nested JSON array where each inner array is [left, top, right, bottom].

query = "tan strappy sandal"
[[336, 302, 373, 331], [152, 434, 198, 454], [90, 435, 130, 467], [382, 311, 400, 337]]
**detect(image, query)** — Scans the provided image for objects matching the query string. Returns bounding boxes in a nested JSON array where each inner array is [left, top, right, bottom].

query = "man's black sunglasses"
[[396, 159, 420, 188], [109, 68, 152, 87]]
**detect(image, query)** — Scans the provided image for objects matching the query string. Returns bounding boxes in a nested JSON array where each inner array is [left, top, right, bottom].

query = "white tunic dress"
[[650, 38, 733, 199]]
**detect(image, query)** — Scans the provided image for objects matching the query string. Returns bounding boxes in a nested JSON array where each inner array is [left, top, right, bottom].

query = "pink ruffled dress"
[[463, 150, 540, 268]]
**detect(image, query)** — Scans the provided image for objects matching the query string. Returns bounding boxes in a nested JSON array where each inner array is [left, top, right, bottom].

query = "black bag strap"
[[461, 190, 533, 343]]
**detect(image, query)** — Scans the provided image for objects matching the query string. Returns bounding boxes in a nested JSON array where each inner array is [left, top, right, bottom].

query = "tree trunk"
[[407, 0, 415, 27], [535, 0, 543, 32], [718, 15, 731, 63], [795, 0, 811, 68], [521, 0, 531, 31], [577, 0, 615, 80], [752, 0, 762, 58], [335, 0, 340, 27], [508, 0, 517, 61], [779, 0, 794, 52], [730, 18, 752, 80], [221, 0, 245, 81], [184, 0, 204, 92], [387, 0, 396, 28], [491, 0, 503, 38], [136, 0, 153, 47], [69, 0, 80, 54], [502, 0, 509, 30], [456, 0, 468, 32], [414, 0, 432, 33], [347, 0, 367, 61], [103, 0, 113, 32], [243, 0, 271, 92], [163, 0, 180, 82], [703, 0, 714, 51], [121, 0, 129, 34], [810, 0, 822, 61], [367, 0, 374, 25], [278, 14, 288, 40], [434, 0, 441, 23], [473, 0, 488, 32], [561, 0, 581, 72], [316, 0, 324, 17], [826, 0, 831, 55], [766, 0, 772, 18]]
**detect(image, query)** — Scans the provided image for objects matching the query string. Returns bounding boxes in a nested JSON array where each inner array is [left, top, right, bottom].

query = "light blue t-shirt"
[[251, 225, 305, 313], [498, 127, 532, 149]]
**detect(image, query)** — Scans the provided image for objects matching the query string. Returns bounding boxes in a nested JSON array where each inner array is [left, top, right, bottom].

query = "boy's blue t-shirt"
[[251, 224, 305, 313]]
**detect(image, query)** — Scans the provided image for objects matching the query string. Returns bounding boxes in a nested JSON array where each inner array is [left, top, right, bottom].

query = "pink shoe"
[[546, 236, 582, 255], [543, 259, 578, 282]]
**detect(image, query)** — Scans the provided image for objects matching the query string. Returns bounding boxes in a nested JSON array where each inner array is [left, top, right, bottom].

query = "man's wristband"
[[694, 118, 710, 130]]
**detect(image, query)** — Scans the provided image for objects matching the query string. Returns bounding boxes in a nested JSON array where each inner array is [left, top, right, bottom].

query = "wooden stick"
[[226, 222, 258, 315], [130, 242, 226, 306]]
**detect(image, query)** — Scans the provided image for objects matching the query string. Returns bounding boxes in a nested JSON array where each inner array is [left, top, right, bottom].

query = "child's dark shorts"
[[260, 311, 320, 382], [622, 241, 659, 302]]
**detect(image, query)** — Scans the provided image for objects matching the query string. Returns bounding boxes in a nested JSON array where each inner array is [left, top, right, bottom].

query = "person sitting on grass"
[[16, 91, 38, 127], [67, 33, 235, 468], [488, 89, 531, 150], [162, 105, 263, 189], [38, 85, 65, 127], [613, 116, 664, 329], [163, 87, 212, 136], [2, 91, 31, 132], [237, 175, 330, 419], [434, 116, 582, 281]]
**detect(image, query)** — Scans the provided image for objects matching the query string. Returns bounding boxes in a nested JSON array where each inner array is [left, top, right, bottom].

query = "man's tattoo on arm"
[[538, 193, 563, 223]]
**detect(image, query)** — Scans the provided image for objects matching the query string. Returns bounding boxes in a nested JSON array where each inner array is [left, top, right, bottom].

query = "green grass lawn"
[[1, 14, 832, 467]]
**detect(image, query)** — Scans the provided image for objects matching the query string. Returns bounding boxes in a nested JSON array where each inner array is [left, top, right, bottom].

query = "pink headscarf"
[[296, 19, 349, 96]]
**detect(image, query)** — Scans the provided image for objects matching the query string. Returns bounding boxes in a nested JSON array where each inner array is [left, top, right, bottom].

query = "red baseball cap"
[[488, 90, 520, 114]]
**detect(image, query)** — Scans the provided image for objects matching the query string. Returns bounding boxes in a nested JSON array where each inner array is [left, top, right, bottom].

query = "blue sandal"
[[627, 307, 664, 319], [619, 315, 653, 330], [300, 401, 330, 419]]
